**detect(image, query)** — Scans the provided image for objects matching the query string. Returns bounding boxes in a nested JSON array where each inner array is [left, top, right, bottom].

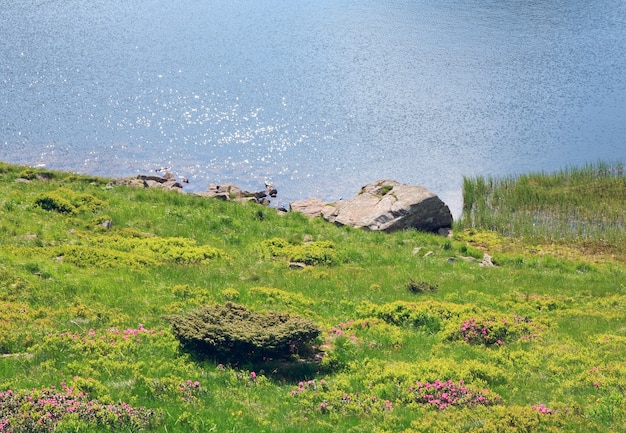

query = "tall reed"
[[457, 161, 626, 253]]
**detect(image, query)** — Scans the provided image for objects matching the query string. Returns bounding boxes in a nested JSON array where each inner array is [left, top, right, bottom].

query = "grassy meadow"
[[0, 161, 625, 432]]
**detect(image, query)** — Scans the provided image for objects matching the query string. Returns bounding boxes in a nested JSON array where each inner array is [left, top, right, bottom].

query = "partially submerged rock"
[[291, 180, 453, 233]]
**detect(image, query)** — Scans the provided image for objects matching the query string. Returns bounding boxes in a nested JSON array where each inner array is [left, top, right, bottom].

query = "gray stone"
[[479, 253, 496, 267], [289, 198, 331, 218], [322, 180, 452, 233]]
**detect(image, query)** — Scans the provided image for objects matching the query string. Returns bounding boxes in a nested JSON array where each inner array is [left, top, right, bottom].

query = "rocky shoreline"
[[113, 173, 453, 234]]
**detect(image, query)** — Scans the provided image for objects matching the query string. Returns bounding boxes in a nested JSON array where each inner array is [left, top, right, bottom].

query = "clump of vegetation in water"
[[458, 161, 626, 255]]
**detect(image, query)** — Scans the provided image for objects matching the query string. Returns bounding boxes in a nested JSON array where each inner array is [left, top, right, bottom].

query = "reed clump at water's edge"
[[457, 161, 626, 256]]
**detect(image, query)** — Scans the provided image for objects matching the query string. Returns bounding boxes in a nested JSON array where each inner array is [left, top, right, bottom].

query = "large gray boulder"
[[319, 180, 452, 233]]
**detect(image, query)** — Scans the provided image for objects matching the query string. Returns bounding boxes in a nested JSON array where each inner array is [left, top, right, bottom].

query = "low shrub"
[[406, 279, 438, 294], [169, 302, 321, 363], [261, 237, 338, 265], [446, 314, 540, 346], [0, 302, 52, 354], [34, 188, 106, 214], [0, 382, 158, 433], [54, 245, 158, 268], [53, 234, 226, 268], [410, 379, 502, 410], [357, 300, 474, 334]]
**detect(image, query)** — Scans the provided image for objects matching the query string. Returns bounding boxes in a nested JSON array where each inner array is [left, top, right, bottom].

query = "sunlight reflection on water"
[[1, 0, 625, 217]]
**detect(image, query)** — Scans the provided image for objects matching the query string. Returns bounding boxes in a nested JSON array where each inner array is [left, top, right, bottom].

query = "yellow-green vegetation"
[[0, 161, 625, 432]]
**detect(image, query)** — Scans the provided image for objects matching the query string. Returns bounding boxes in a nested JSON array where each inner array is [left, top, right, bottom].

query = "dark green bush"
[[169, 302, 321, 363], [406, 278, 439, 294]]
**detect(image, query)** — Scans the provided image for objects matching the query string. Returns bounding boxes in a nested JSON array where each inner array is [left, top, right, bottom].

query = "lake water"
[[2, 0, 625, 217]]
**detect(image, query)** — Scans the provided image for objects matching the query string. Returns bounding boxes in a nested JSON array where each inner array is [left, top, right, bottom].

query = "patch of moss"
[[380, 185, 393, 196]]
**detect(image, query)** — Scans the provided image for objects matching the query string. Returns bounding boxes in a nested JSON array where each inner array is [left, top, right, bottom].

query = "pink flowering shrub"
[[410, 379, 502, 410], [532, 403, 554, 414], [448, 315, 539, 346], [179, 380, 202, 404], [0, 382, 158, 432], [327, 319, 362, 340], [27, 324, 168, 367]]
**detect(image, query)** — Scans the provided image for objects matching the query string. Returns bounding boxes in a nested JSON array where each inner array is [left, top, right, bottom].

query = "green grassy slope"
[[0, 162, 624, 432]]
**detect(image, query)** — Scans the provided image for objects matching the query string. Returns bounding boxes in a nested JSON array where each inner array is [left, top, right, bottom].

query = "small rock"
[[460, 256, 477, 262], [479, 253, 495, 267], [438, 227, 453, 237]]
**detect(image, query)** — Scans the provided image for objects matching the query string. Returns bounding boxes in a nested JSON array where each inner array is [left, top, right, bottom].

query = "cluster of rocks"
[[195, 182, 277, 205], [110, 172, 185, 191], [112, 173, 278, 206]]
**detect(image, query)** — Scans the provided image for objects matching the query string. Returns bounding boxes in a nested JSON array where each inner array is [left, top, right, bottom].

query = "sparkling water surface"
[[2, 0, 625, 216]]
